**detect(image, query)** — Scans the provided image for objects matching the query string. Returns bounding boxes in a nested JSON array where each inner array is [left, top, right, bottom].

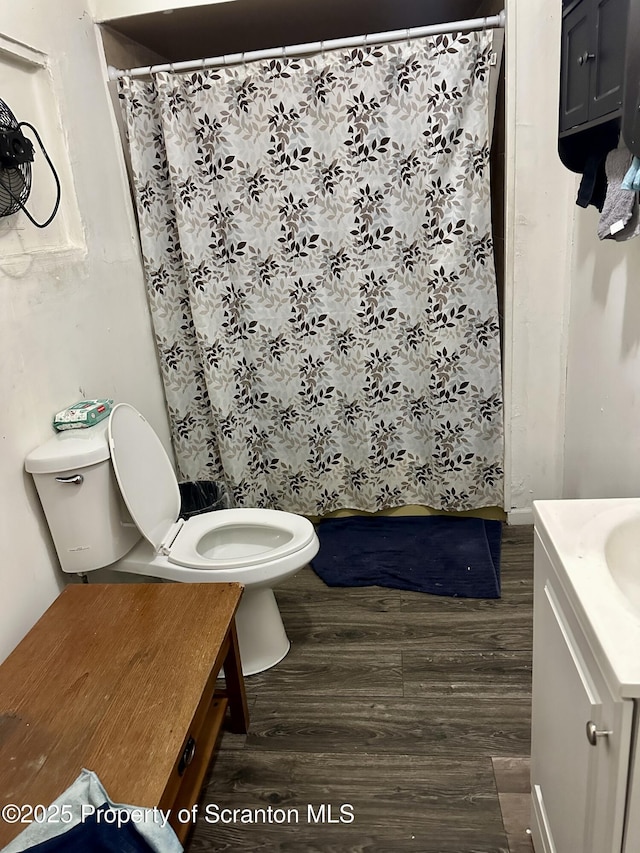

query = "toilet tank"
[[25, 421, 141, 574]]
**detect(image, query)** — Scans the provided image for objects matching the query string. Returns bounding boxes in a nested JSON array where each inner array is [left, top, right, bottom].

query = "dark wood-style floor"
[[187, 525, 534, 853]]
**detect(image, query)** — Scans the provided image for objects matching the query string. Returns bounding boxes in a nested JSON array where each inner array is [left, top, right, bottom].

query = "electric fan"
[[0, 97, 60, 228]]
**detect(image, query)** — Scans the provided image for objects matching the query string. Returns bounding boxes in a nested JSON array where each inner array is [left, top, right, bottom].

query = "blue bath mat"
[[311, 516, 502, 598]]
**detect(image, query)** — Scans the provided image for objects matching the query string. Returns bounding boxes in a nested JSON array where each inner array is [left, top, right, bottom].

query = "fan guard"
[[0, 97, 60, 228]]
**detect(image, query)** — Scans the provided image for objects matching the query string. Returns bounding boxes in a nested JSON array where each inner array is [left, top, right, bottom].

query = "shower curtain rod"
[[107, 9, 505, 80]]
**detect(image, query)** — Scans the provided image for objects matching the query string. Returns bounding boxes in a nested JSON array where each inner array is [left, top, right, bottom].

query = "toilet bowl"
[[25, 403, 320, 675]]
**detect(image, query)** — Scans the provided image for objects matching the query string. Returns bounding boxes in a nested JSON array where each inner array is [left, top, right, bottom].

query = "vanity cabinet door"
[[560, 0, 592, 131], [590, 0, 628, 121], [530, 535, 633, 853], [622, 0, 640, 153]]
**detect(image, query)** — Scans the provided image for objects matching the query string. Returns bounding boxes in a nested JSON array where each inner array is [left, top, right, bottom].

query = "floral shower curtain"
[[119, 30, 503, 515]]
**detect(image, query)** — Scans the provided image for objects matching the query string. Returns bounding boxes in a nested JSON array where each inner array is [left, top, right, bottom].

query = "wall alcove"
[[97, 0, 506, 343]]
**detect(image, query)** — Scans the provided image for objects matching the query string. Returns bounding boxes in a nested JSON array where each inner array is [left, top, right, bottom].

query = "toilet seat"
[[108, 403, 316, 572], [108, 403, 181, 551], [168, 508, 316, 569]]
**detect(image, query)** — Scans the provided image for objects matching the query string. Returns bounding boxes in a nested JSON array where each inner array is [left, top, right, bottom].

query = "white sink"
[[605, 515, 640, 613], [534, 498, 640, 698]]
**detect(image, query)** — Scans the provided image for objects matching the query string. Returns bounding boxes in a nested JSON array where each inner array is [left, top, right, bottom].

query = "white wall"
[[563, 210, 640, 499], [503, 0, 576, 521], [91, 0, 235, 22], [505, 0, 640, 503], [0, 1, 169, 662], [506, 0, 640, 509]]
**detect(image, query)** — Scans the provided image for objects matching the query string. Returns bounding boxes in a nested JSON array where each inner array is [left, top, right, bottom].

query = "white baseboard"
[[507, 507, 534, 525]]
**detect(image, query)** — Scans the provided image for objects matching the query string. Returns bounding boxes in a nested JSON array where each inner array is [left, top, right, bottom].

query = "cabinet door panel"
[[531, 533, 633, 853], [531, 580, 597, 853], [591, 0, 628, 120], [561, 1, 592, 130], [622, 0, 640, 153]]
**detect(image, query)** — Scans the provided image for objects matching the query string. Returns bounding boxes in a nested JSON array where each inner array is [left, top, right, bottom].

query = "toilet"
[[25, 403, 319, 675]]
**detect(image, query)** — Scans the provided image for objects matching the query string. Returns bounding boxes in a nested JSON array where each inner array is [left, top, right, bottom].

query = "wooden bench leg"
[[223, 619, 250, 733]]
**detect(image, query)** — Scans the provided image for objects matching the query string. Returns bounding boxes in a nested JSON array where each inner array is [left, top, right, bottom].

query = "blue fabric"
[[22, 804, 156, 853], [622, 156, 640, 192], [3, 770, 182, 853], [311, 515, 502, 598]]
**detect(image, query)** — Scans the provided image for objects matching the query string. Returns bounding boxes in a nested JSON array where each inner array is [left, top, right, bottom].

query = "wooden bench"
[[0, 582, 249, 846]]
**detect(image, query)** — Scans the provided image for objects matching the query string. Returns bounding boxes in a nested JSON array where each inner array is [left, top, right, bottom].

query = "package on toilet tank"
[[53, 399, 113, 431]]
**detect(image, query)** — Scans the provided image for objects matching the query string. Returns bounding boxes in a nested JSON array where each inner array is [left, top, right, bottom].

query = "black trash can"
[[178, 481, 229, 519]]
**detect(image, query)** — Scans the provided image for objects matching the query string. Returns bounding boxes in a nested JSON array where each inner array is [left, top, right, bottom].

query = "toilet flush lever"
[[55, 474, 84, 485]]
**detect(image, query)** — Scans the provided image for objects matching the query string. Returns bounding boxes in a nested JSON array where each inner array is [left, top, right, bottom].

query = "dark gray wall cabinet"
[[559, 0, 640, 166], [560, 0, 628, 134]]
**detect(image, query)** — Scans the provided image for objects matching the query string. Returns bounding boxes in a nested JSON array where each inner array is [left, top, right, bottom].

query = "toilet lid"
[[108, 403, 181, 551]]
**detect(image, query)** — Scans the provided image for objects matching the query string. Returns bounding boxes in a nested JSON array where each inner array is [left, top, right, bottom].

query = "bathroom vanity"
[[531, 499, 640, 853]]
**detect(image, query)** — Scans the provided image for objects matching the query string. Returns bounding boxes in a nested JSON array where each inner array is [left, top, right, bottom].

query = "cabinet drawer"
[[159, 639, 232, 842], [164, 697, 228, 842]]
